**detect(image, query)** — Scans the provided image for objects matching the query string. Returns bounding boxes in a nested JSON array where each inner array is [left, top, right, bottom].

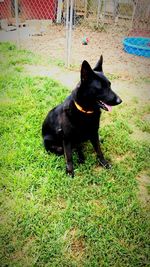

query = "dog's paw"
[[66, 170, 74, 178], [99, 159, 112, 169], [104, 162, 112, 169], [66, 166, 74, 178]]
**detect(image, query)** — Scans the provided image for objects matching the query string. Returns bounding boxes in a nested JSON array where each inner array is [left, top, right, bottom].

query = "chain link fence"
[[66, 0, 150, 66], [0, 0, 150, 67]]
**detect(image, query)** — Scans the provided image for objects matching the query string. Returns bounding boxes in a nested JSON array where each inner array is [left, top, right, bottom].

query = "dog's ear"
[[81, 60, 93, 83], [93, 55, 103, 72]]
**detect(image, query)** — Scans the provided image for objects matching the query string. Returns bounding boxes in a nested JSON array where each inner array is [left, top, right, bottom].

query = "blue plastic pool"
[[123, 37, 150, 58]]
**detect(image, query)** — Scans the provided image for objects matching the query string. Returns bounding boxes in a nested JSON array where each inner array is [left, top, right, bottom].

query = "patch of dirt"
[[143, 114, 150, 122], [115, 152, 135, 162], [70, 238, 85, 259], [137, 173, 150, 206], [21, 25, 150, 80], [131, 127, 150, 142], [63, 228, 85, 260]]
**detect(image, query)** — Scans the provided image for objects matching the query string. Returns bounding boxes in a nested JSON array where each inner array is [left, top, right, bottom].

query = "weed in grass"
[[0, 42, 150, 267]]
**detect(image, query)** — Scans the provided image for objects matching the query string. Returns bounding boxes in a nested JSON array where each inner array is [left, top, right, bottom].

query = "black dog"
[[42, 56, 122, 177]]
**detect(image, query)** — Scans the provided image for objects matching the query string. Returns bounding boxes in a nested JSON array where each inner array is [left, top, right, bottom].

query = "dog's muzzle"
[[97, 100, 112, 112]]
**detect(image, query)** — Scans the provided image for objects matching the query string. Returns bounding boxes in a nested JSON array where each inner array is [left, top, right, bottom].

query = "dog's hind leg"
[[63, 139, 74, 177], [43, 135, 63, 155], [76, 144, 85, 164]]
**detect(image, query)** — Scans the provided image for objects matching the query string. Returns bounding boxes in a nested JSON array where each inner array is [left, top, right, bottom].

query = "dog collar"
[[74, 101, 94, 114]]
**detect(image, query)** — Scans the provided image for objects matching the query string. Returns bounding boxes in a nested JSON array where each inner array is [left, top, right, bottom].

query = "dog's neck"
[[73, 83, 94, 114], [74, 101, 94, 114]]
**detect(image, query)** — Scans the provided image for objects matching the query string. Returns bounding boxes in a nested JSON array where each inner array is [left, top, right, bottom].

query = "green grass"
[[0, 42, 40, 76], [0, 42, 150, 267]]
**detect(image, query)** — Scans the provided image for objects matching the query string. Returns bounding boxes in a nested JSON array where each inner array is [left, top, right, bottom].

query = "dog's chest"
[[66, 112, 100, 142]]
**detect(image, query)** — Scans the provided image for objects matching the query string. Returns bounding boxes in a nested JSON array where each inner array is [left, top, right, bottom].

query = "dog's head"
[[78, 56, 122, 112]]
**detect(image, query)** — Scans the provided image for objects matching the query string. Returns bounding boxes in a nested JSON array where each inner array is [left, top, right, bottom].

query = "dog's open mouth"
[[98, 100, 112, 112]]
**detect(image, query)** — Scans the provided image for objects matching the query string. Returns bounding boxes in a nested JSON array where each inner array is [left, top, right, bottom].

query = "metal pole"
[[67, 0, 74, 67], [114, 0, 118, 19], [56, 0, 63, 23], [97, 0, 101, 27], [104, 0, 106, 20], [131, 0, 138, 30], [14, 0, 20, 48], [84, 0, 87, 19], [65, 0, 70, 67]]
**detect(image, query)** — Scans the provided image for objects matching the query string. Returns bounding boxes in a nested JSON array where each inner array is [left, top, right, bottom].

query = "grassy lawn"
[[0, 42, 150, 267]]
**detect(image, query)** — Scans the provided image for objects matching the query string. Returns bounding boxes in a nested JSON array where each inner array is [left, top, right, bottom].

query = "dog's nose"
[[116, 97, 122, 105]]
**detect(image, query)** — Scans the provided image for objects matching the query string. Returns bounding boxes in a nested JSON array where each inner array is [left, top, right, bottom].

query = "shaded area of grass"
[[0, 42, 150, 267], [0, 42, 40, 76]]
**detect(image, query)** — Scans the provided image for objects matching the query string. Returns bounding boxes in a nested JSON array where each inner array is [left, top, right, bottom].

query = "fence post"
[[97, 0, 101, 27], [14, 0, 20, 49], [65, 0, 69, 67], [103, 0, 106, 19], [66, 0, 74, 68], [57, 0, 63, 23]]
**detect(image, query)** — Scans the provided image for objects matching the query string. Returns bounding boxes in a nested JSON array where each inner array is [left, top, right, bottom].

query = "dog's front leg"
[[90, 133, 111, 169], [63, 139, 74, 177]]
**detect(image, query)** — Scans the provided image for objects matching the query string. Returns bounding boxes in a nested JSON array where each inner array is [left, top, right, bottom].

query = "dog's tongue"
[[104, 102, 112, 112]]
